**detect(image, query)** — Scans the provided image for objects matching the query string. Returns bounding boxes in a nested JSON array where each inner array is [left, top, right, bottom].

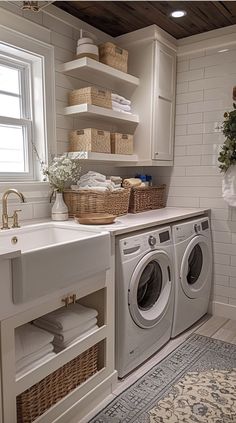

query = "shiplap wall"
[[152, 45, 236, 318], [0, 2, 137, 220]]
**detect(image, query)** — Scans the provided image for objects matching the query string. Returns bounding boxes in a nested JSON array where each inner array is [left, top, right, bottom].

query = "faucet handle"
[[12, 209, 22, 228]]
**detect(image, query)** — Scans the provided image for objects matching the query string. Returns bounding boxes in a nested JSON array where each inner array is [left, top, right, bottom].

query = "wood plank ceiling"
[[55, 1, 236, 39]]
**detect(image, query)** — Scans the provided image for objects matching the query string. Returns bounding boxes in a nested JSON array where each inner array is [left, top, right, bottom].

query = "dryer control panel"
[[172, 217, 210, 243]]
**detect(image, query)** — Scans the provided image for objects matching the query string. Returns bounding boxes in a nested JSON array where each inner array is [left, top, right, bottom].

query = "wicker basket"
[[99, 42, 128, 73], [69, 128, 111, 153], [129, 185, 166, 213], [69, 86, 112, 109], [17, 344, 98, 423], [64, 188, 130, 217], [111, 133, 133, 155]]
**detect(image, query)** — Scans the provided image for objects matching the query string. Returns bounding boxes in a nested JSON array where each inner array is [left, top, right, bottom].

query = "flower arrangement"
[[218, 87, 236, 173], [42, 154, 81, 192]]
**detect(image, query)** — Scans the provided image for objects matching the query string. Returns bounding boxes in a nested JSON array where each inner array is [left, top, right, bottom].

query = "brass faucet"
[[1, 189, 25, 230]]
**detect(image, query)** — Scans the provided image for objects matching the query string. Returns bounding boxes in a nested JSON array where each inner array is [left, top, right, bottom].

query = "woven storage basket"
[[63, 188, 130, 217], [17, 344, 98, 423], [99, 42, 128, 73], [111, 133, 133, 155], [69, 128, 111, 153], [69, 86, 112, 109], [129, 185, 166, 213]]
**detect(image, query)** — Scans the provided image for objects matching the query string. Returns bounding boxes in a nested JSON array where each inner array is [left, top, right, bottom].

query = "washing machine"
[[171, 217, 212, 338], [115, 226, 174, 378]]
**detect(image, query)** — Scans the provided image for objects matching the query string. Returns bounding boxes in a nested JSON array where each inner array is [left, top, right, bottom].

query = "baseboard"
[[209, 301, 236, 320]]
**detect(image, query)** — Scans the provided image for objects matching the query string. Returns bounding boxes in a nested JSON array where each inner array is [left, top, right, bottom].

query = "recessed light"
[[218, 49, 229, 53], [170, 10, 187, 18]]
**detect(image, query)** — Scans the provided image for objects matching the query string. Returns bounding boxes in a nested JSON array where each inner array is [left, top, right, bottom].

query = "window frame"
[[0, 22, 56, 184]]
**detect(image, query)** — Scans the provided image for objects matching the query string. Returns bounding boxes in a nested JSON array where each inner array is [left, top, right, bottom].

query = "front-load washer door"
[[128, 250, 172, 329], [180, 235, 211, 299]]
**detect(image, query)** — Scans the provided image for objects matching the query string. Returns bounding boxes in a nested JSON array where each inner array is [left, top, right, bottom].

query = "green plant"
[[218, 103, 236, 172]]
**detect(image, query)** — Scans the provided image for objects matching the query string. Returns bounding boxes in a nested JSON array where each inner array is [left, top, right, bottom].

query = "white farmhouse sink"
[[0, 222, 110, 304]]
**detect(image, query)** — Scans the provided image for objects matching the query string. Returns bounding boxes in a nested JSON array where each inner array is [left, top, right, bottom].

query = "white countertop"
[[69, 207, 209, 236]]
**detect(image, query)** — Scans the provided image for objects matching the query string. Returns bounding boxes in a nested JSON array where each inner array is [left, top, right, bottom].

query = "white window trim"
[[0, 22, 56, 184]]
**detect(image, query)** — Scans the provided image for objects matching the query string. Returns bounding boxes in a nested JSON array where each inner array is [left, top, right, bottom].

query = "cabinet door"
[[152, 41, 176, 161]]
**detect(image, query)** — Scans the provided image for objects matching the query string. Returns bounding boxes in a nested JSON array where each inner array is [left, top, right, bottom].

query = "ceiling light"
[[170, 10, 187, 18]]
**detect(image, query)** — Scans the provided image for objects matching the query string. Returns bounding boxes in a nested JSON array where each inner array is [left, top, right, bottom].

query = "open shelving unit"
[[58, 57, 140, 95], [68, 151, 138, 165]]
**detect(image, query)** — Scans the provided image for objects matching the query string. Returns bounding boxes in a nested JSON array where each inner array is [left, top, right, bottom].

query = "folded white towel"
[[16, 352, 56, 379], [53, 326, 98, 351], [34, 317, 97, 342], [112, 107, 132, 114], [16, 344, 54, 372], [34, 304, 98, 332], [112, 101, 131, 112], [111, 93, 131, 106], [15, 324, 54, 362], [80, 171, 106, 182]]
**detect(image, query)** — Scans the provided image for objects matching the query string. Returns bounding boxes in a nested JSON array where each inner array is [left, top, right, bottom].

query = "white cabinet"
[[0, 255, 116, 423], [152, 41, 176, 161], [116, 25, 177, 166]]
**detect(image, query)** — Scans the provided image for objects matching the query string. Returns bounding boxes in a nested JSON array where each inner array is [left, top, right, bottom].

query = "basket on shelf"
[[17, 344, 98, 423], [129, 185, 166, 213], [111, 133, 133, 155], [68, 86, 112, 109], [99, 42, 128, 73], [63, 188, 131, 217], [69, 128, 111, 153]]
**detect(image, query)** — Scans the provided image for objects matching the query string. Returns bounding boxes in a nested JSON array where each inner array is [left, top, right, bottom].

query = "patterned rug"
[[90, 334, 236, 422]]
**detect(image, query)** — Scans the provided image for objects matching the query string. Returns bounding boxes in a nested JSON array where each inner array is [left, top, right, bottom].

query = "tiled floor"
[[81, 315, 236, 423]]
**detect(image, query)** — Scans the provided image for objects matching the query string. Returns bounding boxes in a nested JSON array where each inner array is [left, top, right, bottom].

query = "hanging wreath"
[[218, 87, 236, 172]]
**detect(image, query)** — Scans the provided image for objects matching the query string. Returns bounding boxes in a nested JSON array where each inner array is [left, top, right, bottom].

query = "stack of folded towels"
[[111, 93, 132, 114], [33, 303, 98, 352], [15, 324, 55, 378], [71, 171, 123, 192]]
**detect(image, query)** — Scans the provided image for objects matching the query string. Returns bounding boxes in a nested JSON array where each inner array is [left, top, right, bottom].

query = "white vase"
[[51, 192, 68, 221]]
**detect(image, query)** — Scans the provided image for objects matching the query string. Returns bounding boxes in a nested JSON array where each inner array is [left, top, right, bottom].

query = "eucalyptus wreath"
[[218, 100, 236, 173]]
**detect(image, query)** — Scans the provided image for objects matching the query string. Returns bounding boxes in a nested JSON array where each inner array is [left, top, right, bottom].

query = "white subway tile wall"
[[153, 45, 236, 311]]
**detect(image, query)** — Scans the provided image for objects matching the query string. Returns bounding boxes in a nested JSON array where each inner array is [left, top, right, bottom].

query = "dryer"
[[171, 217, 212, 338], [115, 226, 174, 378]]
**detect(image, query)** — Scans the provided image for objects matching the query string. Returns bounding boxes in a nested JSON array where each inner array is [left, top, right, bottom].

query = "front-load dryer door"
[[128, 250, 172, 329], [180, 235, 211, 299]]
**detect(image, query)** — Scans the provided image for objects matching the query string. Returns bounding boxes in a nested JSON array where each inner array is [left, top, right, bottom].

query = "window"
[[0, 22, 56, 183], [0, 55, 32, 175]]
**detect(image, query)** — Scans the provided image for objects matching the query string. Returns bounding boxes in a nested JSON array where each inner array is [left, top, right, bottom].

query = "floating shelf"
[[59, 57, 139, 95], [64, 104, 139, 126], [68, 151, 138, 165]]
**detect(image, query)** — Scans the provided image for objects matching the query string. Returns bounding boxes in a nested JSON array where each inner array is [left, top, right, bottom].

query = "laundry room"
[[0, 1, 235, 422]]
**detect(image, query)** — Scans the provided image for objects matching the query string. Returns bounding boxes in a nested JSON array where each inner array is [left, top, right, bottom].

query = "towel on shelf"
[[79, 171, 106, 182], [111, 93, 131, 106], [15, 324, 54, 362], [112, 101, 131, 112], [33, 303, 98, 332], [16, 353, 56, 379], [123, 178, 142, 187], [34, 317, 97, 342], [112, 107, 132, 114], [16, 344, 54, 373], [53, 326, 98, 351]]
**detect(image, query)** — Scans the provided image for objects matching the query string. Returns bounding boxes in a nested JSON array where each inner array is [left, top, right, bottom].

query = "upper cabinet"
[[116, 25, 177, 166], [152, 41, 176, 162]]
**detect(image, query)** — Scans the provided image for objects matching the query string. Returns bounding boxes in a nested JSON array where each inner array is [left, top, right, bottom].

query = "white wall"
[[0, 3, 138, 220], [153, 33, 236, 319]]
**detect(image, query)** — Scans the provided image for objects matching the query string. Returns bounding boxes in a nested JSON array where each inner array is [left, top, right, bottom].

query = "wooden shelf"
[[64, 103, 139, 126], [67, 151, 138, 164], [58, 57, 139, 95]]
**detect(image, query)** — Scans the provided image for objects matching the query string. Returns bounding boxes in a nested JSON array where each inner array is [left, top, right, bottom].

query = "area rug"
[[90, 334, 236, 422]]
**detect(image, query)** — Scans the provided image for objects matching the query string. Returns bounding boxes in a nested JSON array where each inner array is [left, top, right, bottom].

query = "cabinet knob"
[[70, 294, 77, 304], [62, 297, 70, 307], [155, 152, 159, 155]]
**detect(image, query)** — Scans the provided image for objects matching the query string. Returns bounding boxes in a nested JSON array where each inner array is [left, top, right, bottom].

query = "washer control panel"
[[148, 235, 157, 246]]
